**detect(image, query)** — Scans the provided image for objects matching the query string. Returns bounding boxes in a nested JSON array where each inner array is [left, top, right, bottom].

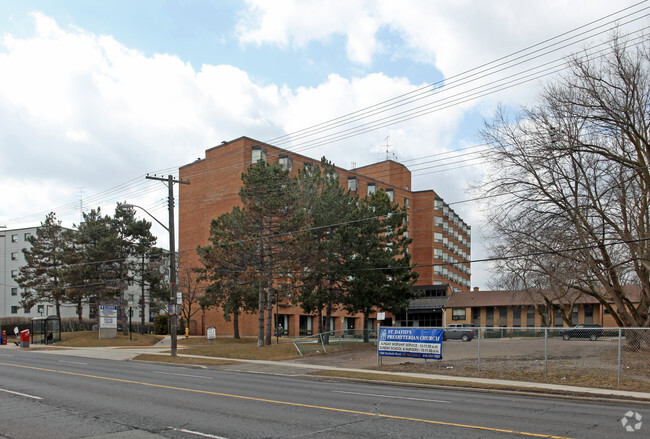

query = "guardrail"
[[292, 329, 376, 356]]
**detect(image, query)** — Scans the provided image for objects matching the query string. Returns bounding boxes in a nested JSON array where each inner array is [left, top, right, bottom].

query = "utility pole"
[[146, 175, 190, 357]]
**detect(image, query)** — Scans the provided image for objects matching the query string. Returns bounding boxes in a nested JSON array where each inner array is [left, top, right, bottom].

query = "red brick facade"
[[179, 137, 471, 336]]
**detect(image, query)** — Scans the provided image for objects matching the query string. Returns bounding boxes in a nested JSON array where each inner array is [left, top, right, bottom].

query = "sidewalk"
[[5, 338, 650, 402]]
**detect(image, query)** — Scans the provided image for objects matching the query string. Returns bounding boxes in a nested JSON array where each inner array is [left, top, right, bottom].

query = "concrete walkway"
[[4, 337, 649, 402]]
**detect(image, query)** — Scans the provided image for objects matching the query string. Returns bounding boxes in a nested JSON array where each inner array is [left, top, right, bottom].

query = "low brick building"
[[179, 137, 471, 336], [444, 287, 642, 328]]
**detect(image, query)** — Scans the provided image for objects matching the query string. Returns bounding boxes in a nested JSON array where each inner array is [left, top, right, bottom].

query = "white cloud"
[[1, 12, 447, 225], [237, 0, 382, 64], [237, 1, 638, 78]]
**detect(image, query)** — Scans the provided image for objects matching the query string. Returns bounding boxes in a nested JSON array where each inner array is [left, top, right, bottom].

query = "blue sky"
[[0, 0, 645, 288]]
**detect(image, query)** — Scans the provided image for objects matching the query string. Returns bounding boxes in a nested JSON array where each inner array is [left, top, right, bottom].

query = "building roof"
[[445, 286, 643, 308], [407, 295, 450, 311]]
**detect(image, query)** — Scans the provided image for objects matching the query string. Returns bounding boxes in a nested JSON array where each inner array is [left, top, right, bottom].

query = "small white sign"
[[377, 312, 386, 320], [176, 292, 183, 305], [207, 327, 216, 340]]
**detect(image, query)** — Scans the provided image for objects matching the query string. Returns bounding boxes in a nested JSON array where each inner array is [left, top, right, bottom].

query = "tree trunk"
[[265, 287, 273, 345], [257, 282, 265, 347], [233, 312, 240, 339], [76, 298, 83, 322], [316, 307, 323, 343], [363, 312, 370, 343], [324, 302, 333, 345]]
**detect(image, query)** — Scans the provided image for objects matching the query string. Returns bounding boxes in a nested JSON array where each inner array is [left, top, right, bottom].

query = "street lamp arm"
[[122, 204, 169, 232]]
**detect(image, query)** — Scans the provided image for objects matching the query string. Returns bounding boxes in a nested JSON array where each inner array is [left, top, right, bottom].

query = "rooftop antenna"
[[384, 135, 398, 161], [78, 187, 85, 224]]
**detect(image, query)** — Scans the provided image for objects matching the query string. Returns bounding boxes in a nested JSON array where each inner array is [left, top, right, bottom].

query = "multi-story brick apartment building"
[[179, 136, 471, 336]]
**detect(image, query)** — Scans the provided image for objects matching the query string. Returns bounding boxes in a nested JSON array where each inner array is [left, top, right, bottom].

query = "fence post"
[[477, 326, 481, 372], [377, 326, 380, 366], [544, 327, 548, 378], [617, 327, 622, 387]]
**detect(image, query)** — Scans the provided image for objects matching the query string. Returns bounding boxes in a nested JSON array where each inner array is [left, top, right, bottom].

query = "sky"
[[0, 0, 646, 289]]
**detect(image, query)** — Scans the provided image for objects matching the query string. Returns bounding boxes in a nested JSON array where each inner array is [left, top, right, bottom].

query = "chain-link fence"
[[378, 326, 649, 388]]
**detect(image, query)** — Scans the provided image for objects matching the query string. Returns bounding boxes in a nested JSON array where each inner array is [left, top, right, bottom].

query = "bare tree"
[[476, 32, 650, 334], [177, 260, 206, 335]]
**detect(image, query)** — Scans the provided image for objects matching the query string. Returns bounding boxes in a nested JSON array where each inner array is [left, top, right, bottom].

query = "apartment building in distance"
[[179, 136, 471, 336], [1, 226, 160, 323]]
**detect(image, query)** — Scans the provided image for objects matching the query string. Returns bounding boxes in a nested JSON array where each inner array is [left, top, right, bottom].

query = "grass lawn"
[[56, 331, 164, 347], [178, 342, 301, 361]]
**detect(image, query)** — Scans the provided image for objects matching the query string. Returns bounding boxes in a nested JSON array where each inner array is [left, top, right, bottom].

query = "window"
[[24, 232, 31, 240], [434, 199, 444, 210], [347, 177, 358, 191], [554, 307, 563, 327], [303, 162, 315, 175], [584, 304, 594, 324], [38, 305, 45, 314], [434, 216, 443, 227], [572, 305, 579, 325], [486, 308, 494, 327], [404, 198, 410, 209], [251, 146, 267, 163], [434, 232, 443, 243], [499, 307, 508, 326], [367, 183, 376, 196], [278, 155, 293, 172], [326, 170, 338, 180], [11, 234, 18, 242], [512, 306, 521, 327], [344, 317, 355, 335], [11, 270, 18, 278], [11, 252, 18, 260], [11, 306, 18, 314], [434, 248, 443, 258], [452, 309, 466, 321], [386, 189, 394, 202], [299, 315, 313, 336], [527, 306, 535, 327], [11, 288, 18, 296], [434, 265, 442, 275]]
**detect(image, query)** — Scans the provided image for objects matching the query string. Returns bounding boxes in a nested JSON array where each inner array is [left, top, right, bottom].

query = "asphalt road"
[[0, 350, 647, 439]]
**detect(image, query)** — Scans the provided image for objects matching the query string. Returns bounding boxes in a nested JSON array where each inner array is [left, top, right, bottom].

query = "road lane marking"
[[58, 360, 88, 365], [333, 390, 451, 404], [0, 388, 42, 400], [0, 362, 574, 439], [153, 371, 213, 379], [0, 354, 14, 357], [170, 427, 230, 438]]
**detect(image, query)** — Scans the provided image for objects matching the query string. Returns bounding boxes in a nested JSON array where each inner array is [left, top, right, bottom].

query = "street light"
[[123, 203, 178, 357]]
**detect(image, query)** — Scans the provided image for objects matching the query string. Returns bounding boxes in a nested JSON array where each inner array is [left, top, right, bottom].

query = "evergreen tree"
[[342, 190, 419, 342], [17, 212, 69, 317], [239, 161, 304, 346], [64, 208, 119, 321], [296, 159, 358, 340], [198, 208, 258, 339]]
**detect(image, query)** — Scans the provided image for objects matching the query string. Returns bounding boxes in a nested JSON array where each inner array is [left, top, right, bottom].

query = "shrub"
[[154, 314, 168, 335]]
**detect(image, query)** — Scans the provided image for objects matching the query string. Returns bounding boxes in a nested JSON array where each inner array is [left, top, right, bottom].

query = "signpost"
[[207, 326, 216, 345], [377, 327, 443, 364], [98, 304, 118, 339]]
